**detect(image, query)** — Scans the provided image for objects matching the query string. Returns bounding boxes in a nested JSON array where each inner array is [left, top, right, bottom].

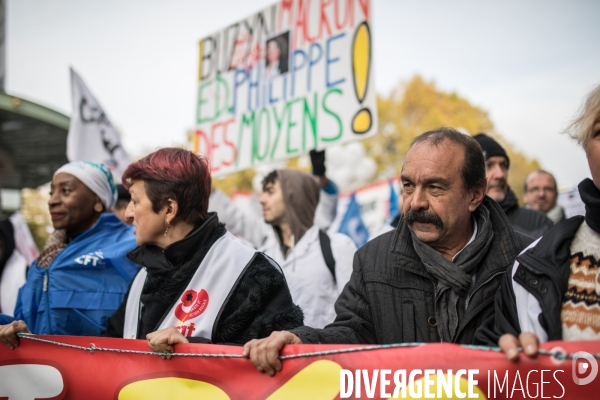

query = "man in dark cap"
[[473, 133, 552, 239]]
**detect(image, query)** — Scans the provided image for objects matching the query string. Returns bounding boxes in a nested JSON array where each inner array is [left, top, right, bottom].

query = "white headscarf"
[[54, 161, 118, 210]]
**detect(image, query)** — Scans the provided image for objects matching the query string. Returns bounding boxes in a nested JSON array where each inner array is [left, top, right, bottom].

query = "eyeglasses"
[[527, 187, 555, 194]]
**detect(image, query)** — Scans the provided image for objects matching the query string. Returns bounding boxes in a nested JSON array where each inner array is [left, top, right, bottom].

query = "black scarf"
[[409, 204, 495, 342], [498, 186, 519, 215], [579, 178, 600, 234], [126, 213, 225, 337]]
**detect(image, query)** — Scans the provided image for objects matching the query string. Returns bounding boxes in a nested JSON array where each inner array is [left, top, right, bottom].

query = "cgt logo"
[[572, 351, 598, 385], [174, 289, 209, 322]]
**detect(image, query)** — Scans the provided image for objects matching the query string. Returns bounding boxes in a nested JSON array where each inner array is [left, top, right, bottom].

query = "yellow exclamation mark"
[[351, 21, 372, 134], [198, 40, 204, 82], [192, 130, 199, 154]]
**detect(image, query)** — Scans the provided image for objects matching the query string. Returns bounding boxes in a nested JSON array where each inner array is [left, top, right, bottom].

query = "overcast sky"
[[6, 0, 599, 189]]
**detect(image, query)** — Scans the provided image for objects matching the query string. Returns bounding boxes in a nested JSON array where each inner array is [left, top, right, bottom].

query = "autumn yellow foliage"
[[214, 75, 540, 201], [365, 75, 540, 201]]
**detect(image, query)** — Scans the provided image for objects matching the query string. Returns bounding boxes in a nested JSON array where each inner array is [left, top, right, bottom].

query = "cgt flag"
[[67, 68, 130, 181]]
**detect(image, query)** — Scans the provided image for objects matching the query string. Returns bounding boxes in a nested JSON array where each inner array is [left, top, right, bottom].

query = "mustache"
[[405, 209, 444, 230]]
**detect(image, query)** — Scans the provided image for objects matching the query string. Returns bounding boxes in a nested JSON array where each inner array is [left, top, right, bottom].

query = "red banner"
[[0, 335, 598, 399]]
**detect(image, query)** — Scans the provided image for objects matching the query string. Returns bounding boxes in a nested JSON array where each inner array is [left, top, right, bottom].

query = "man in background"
[[473, 133, 552, 239], [208, 150, 339, 249], [258, 169, 356, 329], [523, 170, 566, 224]]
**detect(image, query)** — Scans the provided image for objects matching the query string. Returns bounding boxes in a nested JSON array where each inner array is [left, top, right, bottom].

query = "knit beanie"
[[473, 133, 510, 168]]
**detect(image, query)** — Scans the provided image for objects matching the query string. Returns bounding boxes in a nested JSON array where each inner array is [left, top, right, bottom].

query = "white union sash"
[[123, 232, 256, 340]]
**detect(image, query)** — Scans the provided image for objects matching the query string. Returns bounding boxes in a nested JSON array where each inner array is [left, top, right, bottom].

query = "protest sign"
[[194, 0, 377, 175]]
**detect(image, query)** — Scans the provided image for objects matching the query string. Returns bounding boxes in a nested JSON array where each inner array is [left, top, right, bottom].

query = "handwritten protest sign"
[[194, 0, 377, 175]]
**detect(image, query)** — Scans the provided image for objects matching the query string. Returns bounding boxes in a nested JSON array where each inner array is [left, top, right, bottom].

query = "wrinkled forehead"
[[403, 140, 464, 175]]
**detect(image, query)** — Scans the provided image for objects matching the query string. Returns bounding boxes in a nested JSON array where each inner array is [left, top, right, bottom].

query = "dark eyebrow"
[[422, 177, 451, 187], [53, 179, 75, 187], [400, 174, 450, 186]]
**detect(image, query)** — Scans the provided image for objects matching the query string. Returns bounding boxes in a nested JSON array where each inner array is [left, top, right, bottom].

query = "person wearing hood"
[[473, 133, 552, 239], [207, 150, 339, 249], [258, 169, 356, 329]]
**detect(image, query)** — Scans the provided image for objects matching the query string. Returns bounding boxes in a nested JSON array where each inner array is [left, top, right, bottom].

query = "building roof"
[[0, 92, 70, 189]]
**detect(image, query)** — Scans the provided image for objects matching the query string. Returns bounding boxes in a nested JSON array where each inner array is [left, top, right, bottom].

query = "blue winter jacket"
[[8, 214, 139, 335]]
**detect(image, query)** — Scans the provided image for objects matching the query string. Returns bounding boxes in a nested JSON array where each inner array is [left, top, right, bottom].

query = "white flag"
[[67, 68, 130, 181]]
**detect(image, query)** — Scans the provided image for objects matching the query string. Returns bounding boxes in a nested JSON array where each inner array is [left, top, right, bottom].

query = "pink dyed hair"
[[122, 148, 211, 224]]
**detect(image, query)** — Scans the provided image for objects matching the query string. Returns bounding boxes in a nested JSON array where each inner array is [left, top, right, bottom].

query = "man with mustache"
[[243, 128, 533, 376], [474, 133, 552, 238]]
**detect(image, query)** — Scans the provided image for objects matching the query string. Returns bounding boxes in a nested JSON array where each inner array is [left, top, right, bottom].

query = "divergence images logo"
[[572, 351, 598, 385]]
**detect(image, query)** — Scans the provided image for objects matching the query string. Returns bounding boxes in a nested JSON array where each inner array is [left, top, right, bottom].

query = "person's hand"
[[242, 331, 303, 376], [0, 320, 31, 349], [146, 326, 189, 358], [310, 149, 326, 176], [499, 332, 539, 361]]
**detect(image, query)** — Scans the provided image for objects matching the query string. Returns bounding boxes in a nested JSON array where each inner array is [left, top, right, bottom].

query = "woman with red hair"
[[104, 148, 303, 351]]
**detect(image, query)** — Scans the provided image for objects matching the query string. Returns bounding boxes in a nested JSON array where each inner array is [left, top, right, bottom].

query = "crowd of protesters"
[[0, 84, 598, 377]]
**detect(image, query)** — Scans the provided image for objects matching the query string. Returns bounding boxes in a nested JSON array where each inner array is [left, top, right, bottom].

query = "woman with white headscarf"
[[0, 161, 139, 348]]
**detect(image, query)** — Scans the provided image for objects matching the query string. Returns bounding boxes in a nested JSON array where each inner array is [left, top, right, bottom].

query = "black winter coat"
[[499, 187, 553, 239], [476, 216, 584, 345], [291, 198, 532, 345], [105, 213, 303, 344]]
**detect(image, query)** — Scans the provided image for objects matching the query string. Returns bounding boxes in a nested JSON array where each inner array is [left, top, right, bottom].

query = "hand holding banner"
[[1, 334, 598, 399]]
